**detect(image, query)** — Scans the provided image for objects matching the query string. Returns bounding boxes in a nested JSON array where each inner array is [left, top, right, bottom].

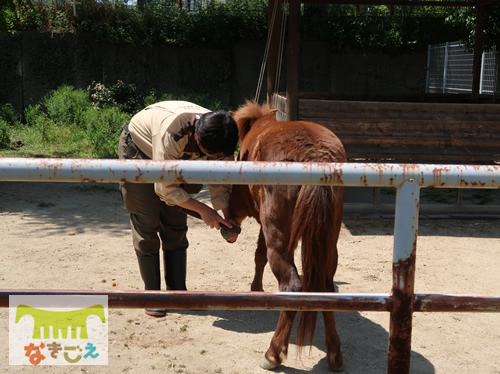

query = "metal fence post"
[[425, 44, 431, 93], [443, 42, 449, 93], [387, 178, 420, 374], [480, 51, 486, 94]]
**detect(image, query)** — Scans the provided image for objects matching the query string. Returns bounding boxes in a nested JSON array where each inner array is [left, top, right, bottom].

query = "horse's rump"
[[291, 183, 344, 348]]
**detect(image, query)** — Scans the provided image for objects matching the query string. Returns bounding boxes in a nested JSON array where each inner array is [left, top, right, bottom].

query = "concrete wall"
[[0, 32, 427, 115]]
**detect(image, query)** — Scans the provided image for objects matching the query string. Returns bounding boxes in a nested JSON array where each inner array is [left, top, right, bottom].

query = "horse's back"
[[241, 119, 346, 163]]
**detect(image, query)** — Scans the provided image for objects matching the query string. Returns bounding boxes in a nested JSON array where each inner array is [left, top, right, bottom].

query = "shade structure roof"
[[266, 0, 500, 120]]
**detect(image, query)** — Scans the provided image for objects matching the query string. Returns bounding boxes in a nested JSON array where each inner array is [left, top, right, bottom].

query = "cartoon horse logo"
[[15, 304, 106, 339]]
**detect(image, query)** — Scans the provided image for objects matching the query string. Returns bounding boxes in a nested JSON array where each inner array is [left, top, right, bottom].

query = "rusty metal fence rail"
[[1, 158, 500, 374]]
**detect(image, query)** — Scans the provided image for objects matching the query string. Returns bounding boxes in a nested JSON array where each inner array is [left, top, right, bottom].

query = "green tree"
[[0, 0, 33, 34], [2, 0, 498, 50], [441, 3, 499, 51]]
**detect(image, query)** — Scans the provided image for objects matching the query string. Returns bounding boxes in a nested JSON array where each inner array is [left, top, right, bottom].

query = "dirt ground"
[[0, 181, 499, 374]]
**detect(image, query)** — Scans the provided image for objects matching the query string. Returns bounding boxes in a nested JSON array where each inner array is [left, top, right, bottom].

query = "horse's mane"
[[231, 100, 274, 141]]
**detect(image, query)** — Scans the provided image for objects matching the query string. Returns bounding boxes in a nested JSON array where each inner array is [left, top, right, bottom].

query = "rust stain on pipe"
[[388, 249, 416, 374]]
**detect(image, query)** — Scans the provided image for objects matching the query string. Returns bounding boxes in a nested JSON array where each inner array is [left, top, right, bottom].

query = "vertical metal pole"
[[472, 6, 485, 95], [18, 32, 25, 122], [286, 0, 300, 121], [425, 44, 431, 94], [480, 51, 486, 94], [267, 0, 282, 105], [443, 42, 449, 93], [387, 179, 420, 374], [495, 46, 500, 95]]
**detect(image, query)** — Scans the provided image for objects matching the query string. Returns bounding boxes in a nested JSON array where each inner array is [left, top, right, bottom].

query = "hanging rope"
[[255, 0, 287, 106], [274, 0, 288, 107], [255, 0, 278, 103]]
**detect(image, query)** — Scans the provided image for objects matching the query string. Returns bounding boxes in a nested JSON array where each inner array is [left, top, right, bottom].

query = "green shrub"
[[24, 103, 44, 125], [142, 90, 172, 107], [88, 80, 144, 114], [183, 93, 225, 111], [0, 119, 11, 149], [43, 85, 91, 129], [143, 91, 226, 111], [24, 103, 71, 144], [108, 80, 144, 114], [8, 84, 231, 159], [88, 82, 116, 110], [32, 112, 58, 143], [84, 107, 131, 158], [24, 103, 48, 130], [0, 103, 20, 127]]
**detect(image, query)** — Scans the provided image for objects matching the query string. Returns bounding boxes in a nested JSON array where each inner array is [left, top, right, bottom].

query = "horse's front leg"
[[251, 228, 267, 291]]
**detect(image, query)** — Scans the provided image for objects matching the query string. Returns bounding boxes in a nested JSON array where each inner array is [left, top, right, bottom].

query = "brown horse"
[[228, 101, 347, 371]]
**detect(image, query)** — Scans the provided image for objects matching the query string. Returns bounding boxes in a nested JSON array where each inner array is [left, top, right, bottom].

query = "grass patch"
[[1, 84, 229, 159]]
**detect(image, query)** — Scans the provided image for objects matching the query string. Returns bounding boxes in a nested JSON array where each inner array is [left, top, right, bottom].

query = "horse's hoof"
[[326, 350, 344, 372], [260, 357, 280, 370], [328, 363, 344, 372], [327, 358, 344, 372], [251, 284, 264, 292]]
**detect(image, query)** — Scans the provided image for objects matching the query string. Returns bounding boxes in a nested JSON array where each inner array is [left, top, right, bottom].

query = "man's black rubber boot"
[[164, 249, 188, 291], [137, 254, 167, 317]]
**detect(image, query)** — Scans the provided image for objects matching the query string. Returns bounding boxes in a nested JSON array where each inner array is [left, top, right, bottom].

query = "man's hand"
[[199, 206, 229, 229], [221, 208, 239, 244], [177, 198, 233, 230]]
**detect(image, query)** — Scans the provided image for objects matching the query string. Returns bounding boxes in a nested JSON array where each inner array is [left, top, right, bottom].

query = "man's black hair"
[[195, 111, 239, 157]]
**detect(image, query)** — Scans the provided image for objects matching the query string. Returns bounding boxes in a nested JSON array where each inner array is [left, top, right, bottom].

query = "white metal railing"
[[1, 158, 499, 188]]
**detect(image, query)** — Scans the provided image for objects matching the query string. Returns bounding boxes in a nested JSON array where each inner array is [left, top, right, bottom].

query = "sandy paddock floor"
[[0, 181, 499, 374]]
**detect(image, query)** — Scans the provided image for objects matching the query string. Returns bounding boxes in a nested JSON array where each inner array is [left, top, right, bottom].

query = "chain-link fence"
[[426, 41, 498, 94]]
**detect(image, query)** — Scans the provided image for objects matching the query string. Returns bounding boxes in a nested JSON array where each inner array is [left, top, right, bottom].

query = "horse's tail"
[[289, 184, 343, 348]]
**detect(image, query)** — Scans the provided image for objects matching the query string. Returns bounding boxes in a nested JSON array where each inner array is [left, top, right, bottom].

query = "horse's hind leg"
[[323, 311, 343, 371], [260, 310, 297, 370], [258, 188, 300, 369], [251, 228, 267, 291]]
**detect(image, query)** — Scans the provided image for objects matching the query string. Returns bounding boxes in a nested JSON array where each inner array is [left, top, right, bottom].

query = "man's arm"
[[177, 198, 233, 230]]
